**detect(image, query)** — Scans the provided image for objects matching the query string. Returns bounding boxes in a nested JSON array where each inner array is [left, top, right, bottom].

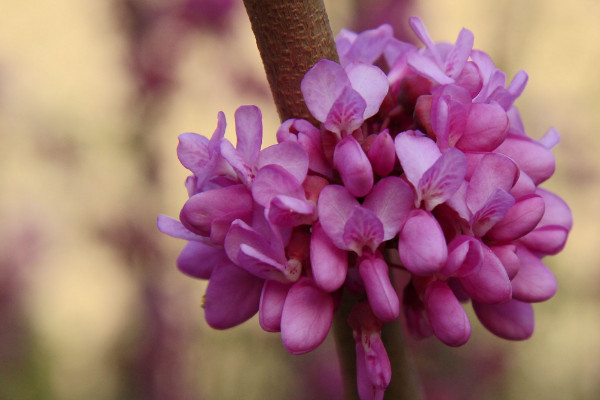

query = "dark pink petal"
[[259, 280, 290, 332], [363, 176, 414, 240], [394, 131, 441, 189], [398, 210, 447, 276], [238, 244, 300, 283], [467, 153, 519, 214], [157, 215, 207, 241], [180, 184, 253, 240], [343, 207, 384, 255], [418, 147, 467, 210], [355, 342, 386, 400], [310, 222, 348, 292], [204, 259, 263, 329], [402, 282, 433, 339], [486, 194, 545, 242], [518, 225, 570, 255], [472, 299, 534, 340], [495, 134, 556, 184], [317, 184, 359, 249], [256, 141, 309, 184], [362, 337, 391, 396], [490, 244, 520, 279], [511, 246, 557, 302], [324, 86, 367, 136], [267, 195, 314, 227], [358, 254, 400, 322], [225, 219, 284, 269], [345, 62, 389, 119], [459, 245, 512, 304], [301, 59, 351, 122], [445, 28, 474, 79], [470, 188, 516, 237], [367, 130, 396, 177], [234, 105, 263, 166], [251, 164, 305, 208], [430, 85, 471, 149], [441, 235, 483, 278], [220, 139, 254, 185], [424, 280, 471, 347], [281, 278, 334, 354], [177, 241, 222, 279], [457, 103, 508, 151], [334, 135, 374, 197]]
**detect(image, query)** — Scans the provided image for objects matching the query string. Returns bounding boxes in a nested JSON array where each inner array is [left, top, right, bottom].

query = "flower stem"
[[242, 0, 339, 122]]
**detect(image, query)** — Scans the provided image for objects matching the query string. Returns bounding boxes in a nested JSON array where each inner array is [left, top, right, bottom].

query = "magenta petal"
[[457, 103, 508, 151], [536, 188, 573, 230], [355, 343, 386, 400], [418, 147, 467, 210], [490, 244, 520, 280], [358, 255, 400, 322], [157, 215, 207, 241], [259, 280, 290, 332], [367, 130, 396, 177], [177, 241, 223, 279], [225, 219, 284, 270], [467, 153, 519, 214], [363, 176, 414, 240], [398, 210, 447, 276], [268, 195, 314, 227], [445, 28, 474, 79], [311, 222, 348, 292], [402, 282, 433, 339], [234, 105, 263, 167], [317, 184, 359, 249], [486, 194, 545, 242], [459, 245, 512, 304], [251, 164, 305, 208], [441, 235, 483, 278], [510, 171, 537, 198], [395, 131, 441, 189], [257, 141, 309, 184], [333, 135, 374, 197], [345, 62, 389, 119], [495, 134, 556, 184], [238, 244, 300, 283], [470, 188, 516, 237], [343, 207, 384, 255], [281, 278, 334, 355], [301, 59, 351, 122], [430, 85, 471, 149], [518, 225, 569, 255], [472, 299, 534, 340], [511, 246, 557, 302], [219, 139, 254, 185], [204, 259, 263, 329], [324, 86, 367, 136], [177, 132, 210, 175], [424, 280, 471, 347]]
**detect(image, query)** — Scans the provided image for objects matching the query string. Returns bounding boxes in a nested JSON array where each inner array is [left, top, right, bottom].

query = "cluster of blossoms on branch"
[[159, 17, 572, 400]]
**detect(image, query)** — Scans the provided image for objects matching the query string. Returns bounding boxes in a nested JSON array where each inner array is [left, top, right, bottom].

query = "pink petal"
[[310, 222, 348, 292], [539, 127, 560, 149], [467, 153, 519, 214], [457, 103, 509, 151], [267, 195, 314, 227], [408, 53, 454, 85], [363, 176, 414, 240], [511, 246, 557, 302], [259, 280, 290, 332], [342, 24, 393, 66], [490, 244, 520, 280], [256, 141, 309, 184], [219, 139, 254, 186], [470, 188, 516, 237], [343, 207, 384, 255], [366, 130, 396, 177], [444, 28, 474, 79], [536, 188, 573, 230], [333, 135, 374, 197], [459, 245, 512, 304], [294, 120, 333, 178], [518, 225, 570, 255], [177, 132, 210, 175], [472, 299, 534, 340], [395, 130, 442, 189], [281, 278, 334, 354], [356, 343, 386, 400], [424, 280, 471, 347], [398, 210, 447, 276], [402, 282, 433, 339], [301, 59, 351, 122], [234, 105, 263, 166], [324, 86, 367, 136], [430, 84, 471, 149], [317, 184, 360, 249], [238, 244, 300, 283], [345, 62, 389, 119], [358, 254, 400, 322], [177, 241, 223, 279], [441, 235, 483, 278], [510, 171, 537, 198], [224, 219, 284, 269], [157, 215, 207, 241], [495, 134, 556, 184], [418, 147, 467, 210], [251, 164, 305, 208], [486, 194, 545, 242], [204, 259, 263, 329]]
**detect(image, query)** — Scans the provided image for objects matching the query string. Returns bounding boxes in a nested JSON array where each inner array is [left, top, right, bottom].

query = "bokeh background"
[[0, 0, 597, 399]]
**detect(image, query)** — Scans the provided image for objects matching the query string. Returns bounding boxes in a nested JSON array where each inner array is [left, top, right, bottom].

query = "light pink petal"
[[267, 195, 314, 227], [157, 215, 207, 241], [539, 127, 560, 149], [441, 235, 483, 278], [256, 141, 309, 184], [490, 244, 520, 280], [345, 62, 389, 119], [366, 130, 396, 177], [343, 24, 393, 66], [177, 132, 210, 176], [317, 184, 360, 249], [467, 153, 519, 214], [430, 85, 471, 149], [301, 59, 351, 122], [472, 299, 534, 340], [295, 120, 333, 178], [511, 246, 557, 302], [518, 225, 570, 255], [457, 103, 509, 151], [407, 53, 454, 85], [409, 17, 440, 63], [536, 188, 573, 230], [459, 245, 512, 304], [220, 139, 254, 186], [259, 280, 290, 332], [363, 176, 414, 240], [281, 278, 334, 354], [333, 135, 374, 197], [510, 171, 537, 198], [395, 130, 442, 189], [444, 28, 474, 79], [204, 259, 263, 329], [470, 188, 516, 238], [310, 222, 348, 292], [358, 255, 400, 322], [456, 61, 483, 97], [251, 164, 305, 208], [495, 134, 556, 184], [486, 194, 545, 242], [418, 147, 467, 210], [234, 105, 263, 166], [336, 28, 357, 63], [424, 280, 471, 347], [177, 241, 223, 279], [343, 207, 384, 255], [324, 86, 367, 136], [398, 210, 447, 276]]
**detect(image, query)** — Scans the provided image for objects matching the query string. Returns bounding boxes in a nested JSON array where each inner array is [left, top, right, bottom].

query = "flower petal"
[[334, 135, 374, 197], [310, 222, 348, 292], [251, 164, 305, 208], [470, 188, 516, 238], [324, 86, 367, 136], [358, 254, 400, 322], [472, 299, 534, 340], [363, 176, 414, 240], [495, 134, 556, 184], [177, 241, 223, 279], [256, 141, 309, 184], [424, 280, 471, 347], [267, 195, 315, 227], [459, 245, 512, 304], [486, 194, 545, 242], [301, 59, 351, 122], [457, 103, 509, 151], [398, 210, 447, 276], [395, 131, 441, 189], [259, 280, 290, 332], [366, 130, 396, 177], [157, 215, 207, 241], [345, 62, 389, 119], [467, 153, 519, 214], [511, 246, 557, 302], [317, 184, 360, 249], [343, 207, 385, 255], [418, 147, 467, 210], [441, 235, 483, 278]]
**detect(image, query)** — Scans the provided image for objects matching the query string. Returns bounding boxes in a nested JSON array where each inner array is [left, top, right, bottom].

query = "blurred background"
[[0, 0, 597, 399]]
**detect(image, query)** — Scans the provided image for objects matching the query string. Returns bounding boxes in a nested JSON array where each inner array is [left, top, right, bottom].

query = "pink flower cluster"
[[159, 17, 572, 400]]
